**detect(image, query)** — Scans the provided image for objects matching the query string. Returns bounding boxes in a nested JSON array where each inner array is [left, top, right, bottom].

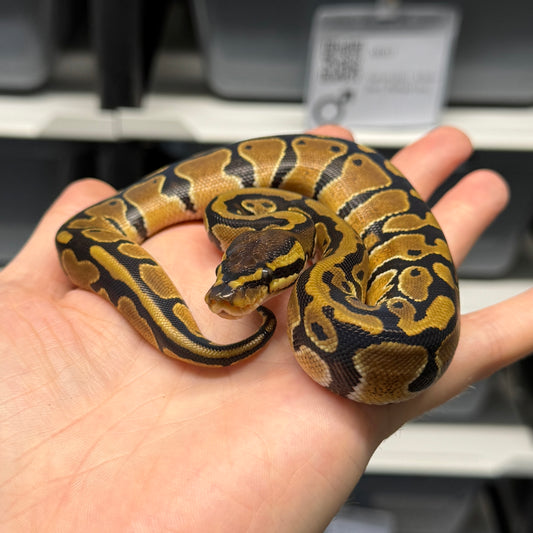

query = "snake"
[[55, 134, 460, 404]]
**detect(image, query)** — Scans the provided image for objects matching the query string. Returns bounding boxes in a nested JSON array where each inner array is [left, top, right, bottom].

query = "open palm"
[[2, 125, 532, 532]]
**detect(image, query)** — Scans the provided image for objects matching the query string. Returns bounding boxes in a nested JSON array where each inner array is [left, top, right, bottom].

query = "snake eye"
[[261, 267, 273, 284]]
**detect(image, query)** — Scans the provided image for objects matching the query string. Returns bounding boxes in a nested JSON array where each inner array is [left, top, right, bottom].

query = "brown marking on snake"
[[117, 296, 158, 346], [237, 137, 288, 186], [349, 342, 429, 403], [398, 266, 432, 302], [345, 189, 411, 232], [60, 249, 100, 291], [281, 136, 348, 196], [387, 295, 456, 335]]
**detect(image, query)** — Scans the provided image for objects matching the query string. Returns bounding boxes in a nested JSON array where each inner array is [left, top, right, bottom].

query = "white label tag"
[[306, 4, 460, 128]]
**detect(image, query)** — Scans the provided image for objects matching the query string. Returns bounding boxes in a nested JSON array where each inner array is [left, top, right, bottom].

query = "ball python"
[[55, 134, 460, 404]]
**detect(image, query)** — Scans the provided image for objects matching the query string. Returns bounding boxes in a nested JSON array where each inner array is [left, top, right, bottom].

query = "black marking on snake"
[[121, 197, 148, 239], [160, 171, 196, 213], [311, 321, 328, 342], [293, 268, 314, 307], [407, 341, 443, 393], [309, 210, 351, 251], [222, 192, 290, 218], [313, 154, 347, 197], [271, 141, 297, 188], [270, 258, 307, 281], [223, 144, 256, 187], [336, 189, 382, 222], [317, 305, 364, 397]]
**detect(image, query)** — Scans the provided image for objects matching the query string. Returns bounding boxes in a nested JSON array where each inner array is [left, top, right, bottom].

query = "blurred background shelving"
[[2, 49, 533, 149]]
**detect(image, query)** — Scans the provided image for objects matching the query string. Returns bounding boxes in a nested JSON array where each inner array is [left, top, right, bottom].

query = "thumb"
[[2, 179, 116, 295]]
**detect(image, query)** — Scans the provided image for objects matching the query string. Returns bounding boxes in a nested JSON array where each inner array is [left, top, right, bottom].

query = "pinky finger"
[[407, 286, 533, 418]]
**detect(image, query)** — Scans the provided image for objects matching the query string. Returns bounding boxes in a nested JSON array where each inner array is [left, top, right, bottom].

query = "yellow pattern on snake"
[[55, 134, 460, 404]]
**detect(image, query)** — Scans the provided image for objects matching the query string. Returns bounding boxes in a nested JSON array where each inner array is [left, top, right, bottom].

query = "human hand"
[[1, 125, 531, 532]]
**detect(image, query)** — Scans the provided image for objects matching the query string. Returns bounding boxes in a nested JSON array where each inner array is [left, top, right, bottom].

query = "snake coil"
[[56, 134, 460, 404]]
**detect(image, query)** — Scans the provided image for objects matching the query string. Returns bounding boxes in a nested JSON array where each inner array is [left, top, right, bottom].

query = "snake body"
[[56, 134, 460, 404]]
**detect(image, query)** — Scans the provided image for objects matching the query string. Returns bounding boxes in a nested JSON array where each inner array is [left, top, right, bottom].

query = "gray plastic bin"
[[192, 0, 533, 105], [0, 0, 58, 90]]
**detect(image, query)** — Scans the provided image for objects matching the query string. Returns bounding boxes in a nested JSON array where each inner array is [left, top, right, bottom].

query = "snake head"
[[205, 229, 308, 318]]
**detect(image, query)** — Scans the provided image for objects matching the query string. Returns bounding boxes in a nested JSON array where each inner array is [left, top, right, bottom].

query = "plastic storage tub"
[[347, 475, 482, 533], [191, 0, 533, 105], [0, 0, 60, 91]]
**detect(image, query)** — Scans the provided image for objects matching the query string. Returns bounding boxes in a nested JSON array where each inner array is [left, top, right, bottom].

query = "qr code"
[[320, 39, 363, 82]]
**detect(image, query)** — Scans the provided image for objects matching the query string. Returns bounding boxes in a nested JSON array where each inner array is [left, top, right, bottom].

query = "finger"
[[2, 179, 116, 295], [391, 126, 473, 200], [432, 169, 510, 265], [459, 288, 533, 380], [307, 124, 355, 141], [311, 126, 473, 205]]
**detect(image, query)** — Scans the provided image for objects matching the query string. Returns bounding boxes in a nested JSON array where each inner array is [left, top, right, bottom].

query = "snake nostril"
[[207, 283, 235, 303]]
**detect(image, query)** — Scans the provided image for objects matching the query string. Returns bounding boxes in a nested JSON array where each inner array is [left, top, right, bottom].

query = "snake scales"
[[55, 134, 460, 404]]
